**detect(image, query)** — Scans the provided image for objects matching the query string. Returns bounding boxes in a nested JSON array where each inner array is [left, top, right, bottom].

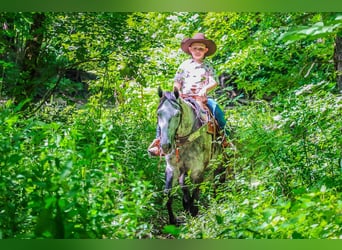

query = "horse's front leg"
[[165, 165, 177, 225], [166, 195, 176, 225]]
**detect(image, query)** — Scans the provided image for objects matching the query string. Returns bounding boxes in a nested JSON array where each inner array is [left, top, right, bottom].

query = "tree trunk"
[[334, 36, 342, 93], [19, 13, 45, 101]]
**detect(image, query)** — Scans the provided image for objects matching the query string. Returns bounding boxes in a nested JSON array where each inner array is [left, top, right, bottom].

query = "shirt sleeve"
[[206, 63, 218, 86], [174, 64, 184, 85]]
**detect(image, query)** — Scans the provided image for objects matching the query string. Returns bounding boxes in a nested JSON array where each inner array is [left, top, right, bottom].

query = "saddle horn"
[[173, 86, 180, 99], [158, 86, 163, 98]]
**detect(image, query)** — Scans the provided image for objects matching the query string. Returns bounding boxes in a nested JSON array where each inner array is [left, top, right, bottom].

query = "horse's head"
[[157, 87, 181, 154]]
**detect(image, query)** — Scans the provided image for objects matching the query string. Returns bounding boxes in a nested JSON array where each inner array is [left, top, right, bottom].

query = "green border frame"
[[1, 1, 341, 250], [1, 0, 342, 12], [0, 239, 342, 250]]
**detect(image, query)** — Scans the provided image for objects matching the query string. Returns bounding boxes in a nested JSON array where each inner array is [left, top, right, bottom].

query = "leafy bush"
[[0, 96, 162, 239], [176, 187, 341, 239]]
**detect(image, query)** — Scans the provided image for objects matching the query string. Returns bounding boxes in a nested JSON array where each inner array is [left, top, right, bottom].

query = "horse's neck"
[[177, 99, 198, 137]]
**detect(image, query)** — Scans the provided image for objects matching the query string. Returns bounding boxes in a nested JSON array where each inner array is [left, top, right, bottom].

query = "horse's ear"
[[173, 86, 180, 99], [158, 86, 163, 98]]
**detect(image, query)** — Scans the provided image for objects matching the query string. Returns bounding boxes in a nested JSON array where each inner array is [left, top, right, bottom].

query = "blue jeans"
[[207, 98, 228, 136]]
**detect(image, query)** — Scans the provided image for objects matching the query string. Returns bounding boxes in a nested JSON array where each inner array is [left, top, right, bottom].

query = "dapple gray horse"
[[156, 87, 224, 225]]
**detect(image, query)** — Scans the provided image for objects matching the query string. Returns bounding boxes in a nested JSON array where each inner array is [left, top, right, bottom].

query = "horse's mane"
[[164, 91, 177, 102], [158, 90, 206, 125], [158, 91, 180, 109]]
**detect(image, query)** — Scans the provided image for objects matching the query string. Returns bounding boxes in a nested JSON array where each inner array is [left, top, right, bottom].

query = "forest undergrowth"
[[0, 80, 341, 239], [163, 80, 342, 239], [1, 11, 342, 240]]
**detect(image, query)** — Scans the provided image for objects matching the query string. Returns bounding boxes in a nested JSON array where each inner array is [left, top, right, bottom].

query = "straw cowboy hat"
[[181, 33, 217, 57]]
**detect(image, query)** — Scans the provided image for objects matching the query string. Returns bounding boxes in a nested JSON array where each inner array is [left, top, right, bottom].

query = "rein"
[[174, 98, 203, 146], [174, 98, 210, 162], [176, 124, 208, 145]]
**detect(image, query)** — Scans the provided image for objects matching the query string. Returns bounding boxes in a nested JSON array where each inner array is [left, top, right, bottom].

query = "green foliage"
[[279, 14, 342, 43], [1, 12, 341, 239], [231, 81, 341, 194], [176, 187, 341, 239], [0, 94, 161, 238], [204, 13, 338, 98]]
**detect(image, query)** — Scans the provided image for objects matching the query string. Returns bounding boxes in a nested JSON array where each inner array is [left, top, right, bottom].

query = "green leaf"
[[215, 214, 224, 225], [162, 225, 181, 237], [262, 208, 277, 220], [292, 231, 304, 239]]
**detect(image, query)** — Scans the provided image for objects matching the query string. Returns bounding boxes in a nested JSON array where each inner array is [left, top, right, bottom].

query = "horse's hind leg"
[[189, 186, 200, 216], [188, 176, 203, 217], [180, 174, 199, 217], [214, 165, 226, 183], [213, 165, 226, 198], [179, 173, 191, 212]]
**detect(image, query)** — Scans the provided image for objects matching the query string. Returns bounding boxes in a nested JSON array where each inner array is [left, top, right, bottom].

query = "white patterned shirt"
[[174, 59, 217, 95]]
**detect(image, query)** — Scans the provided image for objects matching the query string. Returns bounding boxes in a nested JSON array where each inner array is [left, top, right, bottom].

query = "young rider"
[[148, 33, 227, 156]]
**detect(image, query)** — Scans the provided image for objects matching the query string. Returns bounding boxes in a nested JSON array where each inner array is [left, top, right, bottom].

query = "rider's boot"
[[222, 136, 230, 148], [148, 138, 162, 156], [221, 127, 232, 148]]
